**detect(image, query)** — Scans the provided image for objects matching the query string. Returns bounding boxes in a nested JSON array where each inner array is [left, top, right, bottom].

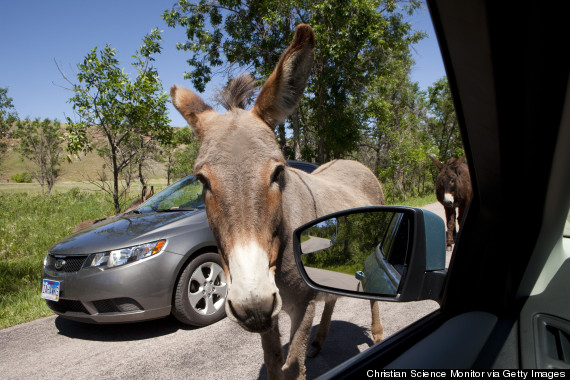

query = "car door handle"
[[535, 314, 570, 368]]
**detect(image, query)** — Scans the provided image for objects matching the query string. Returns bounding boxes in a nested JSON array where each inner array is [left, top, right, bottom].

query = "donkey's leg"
[[457, 203, 467, 226], [261, 317, 284, 380], [370, 300, 384, 343], [283, 300, 316, 380], [444, 206, 457, 246], [306, 297, 337, 358]]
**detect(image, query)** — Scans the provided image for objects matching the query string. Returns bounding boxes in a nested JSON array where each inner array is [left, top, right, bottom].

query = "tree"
[[359, 57, 430, 201], [14, 118, 63, 195], [64, 29, 172, 213], [426, 77, 463, 161], [0, 87, 18, 161], [163, 0, 424, 162], [162, 126, 200, 185]]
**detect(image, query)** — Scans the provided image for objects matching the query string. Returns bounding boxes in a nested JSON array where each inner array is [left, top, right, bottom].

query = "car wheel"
[[172, 252, 228, 326]]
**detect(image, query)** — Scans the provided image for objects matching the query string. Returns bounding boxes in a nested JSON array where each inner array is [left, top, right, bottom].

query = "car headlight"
[[86, 240, 166, 269]]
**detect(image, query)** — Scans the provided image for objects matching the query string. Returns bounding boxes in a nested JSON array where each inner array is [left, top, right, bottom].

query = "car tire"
[[172, 252, 228, 326]]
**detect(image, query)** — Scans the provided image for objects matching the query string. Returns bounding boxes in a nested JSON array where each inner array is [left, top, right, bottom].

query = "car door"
[[303, 0, 570, 375]]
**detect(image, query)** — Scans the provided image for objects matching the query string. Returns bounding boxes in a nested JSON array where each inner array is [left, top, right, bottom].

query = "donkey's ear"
[[428, 155, 444, 170], [455, 155, 466, 166], [170, 85, 213, 140], [253, 24, 315, 129]]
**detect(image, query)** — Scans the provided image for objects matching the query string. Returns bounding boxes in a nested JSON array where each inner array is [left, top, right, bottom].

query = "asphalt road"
[[0, 202, 449, 379]]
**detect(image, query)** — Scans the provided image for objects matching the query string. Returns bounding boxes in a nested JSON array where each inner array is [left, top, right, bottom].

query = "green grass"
[[391, 193, 437, 208], [0, 190, 116, 329]]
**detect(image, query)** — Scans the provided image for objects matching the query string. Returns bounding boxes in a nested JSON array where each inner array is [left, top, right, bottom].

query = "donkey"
[[171, 24, 384, 379], [429, 155, 472, 246], [72, 185, 154, 232]]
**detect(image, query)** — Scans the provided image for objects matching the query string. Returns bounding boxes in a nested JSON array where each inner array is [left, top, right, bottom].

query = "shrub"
[[10, 172, 33, 183]]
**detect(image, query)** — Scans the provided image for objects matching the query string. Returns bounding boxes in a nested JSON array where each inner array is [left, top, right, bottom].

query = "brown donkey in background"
[[429, 155, 472, 247], [171, 24, 384, 379]]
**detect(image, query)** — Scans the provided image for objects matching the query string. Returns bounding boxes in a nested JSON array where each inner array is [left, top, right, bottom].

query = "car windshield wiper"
[[154, 207, 199, 212]]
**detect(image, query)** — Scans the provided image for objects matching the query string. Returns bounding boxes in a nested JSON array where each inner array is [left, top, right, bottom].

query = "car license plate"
[[41, 279, 60, 301]]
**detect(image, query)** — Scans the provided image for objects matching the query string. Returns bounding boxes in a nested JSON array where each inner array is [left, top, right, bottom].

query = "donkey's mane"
[[215, 73, 259, 110]]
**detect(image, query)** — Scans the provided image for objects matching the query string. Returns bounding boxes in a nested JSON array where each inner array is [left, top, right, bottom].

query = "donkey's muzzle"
[[443, 193, 455, 207], [226, 292, 281, 333]]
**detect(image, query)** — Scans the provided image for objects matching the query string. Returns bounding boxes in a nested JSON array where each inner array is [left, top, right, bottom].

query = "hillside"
[[0, 132, 168, 185]]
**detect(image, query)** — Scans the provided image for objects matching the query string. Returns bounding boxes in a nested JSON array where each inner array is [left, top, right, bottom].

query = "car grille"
[[47, 298, 143, 315], [93, 298, 143, 314], [46, 299, 89, 314], [45, 255, 88, 273]]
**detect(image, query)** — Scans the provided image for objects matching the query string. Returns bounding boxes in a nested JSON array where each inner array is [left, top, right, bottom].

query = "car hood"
[[50, 210, 208, 256]]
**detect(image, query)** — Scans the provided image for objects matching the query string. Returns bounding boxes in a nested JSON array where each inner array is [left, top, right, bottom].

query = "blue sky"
[[0, 1, 445, 128]]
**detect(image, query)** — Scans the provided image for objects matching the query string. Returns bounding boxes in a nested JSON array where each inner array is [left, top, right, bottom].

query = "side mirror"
[[293, 206, 447, 304]]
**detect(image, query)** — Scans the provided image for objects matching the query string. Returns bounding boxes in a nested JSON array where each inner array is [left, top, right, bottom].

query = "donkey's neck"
[[282, 169, 320, 230]]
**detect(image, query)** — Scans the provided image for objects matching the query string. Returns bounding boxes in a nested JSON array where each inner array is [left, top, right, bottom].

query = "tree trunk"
[[138, 136, 146, 188], [111, 145, 121, 214], [277, 123, 286, 154], [291, 110, 301, 160]]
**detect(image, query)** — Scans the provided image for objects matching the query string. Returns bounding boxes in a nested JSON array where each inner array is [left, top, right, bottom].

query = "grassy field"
[[0, 189, 115, 328]]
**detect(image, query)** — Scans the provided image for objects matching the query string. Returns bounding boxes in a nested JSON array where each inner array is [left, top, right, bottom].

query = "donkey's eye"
[[270, 165, 285, 188]]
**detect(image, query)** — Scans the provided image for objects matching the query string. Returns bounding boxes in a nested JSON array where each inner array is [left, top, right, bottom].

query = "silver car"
[[41, 175, 225, 326], [41, 161, 317, 326]]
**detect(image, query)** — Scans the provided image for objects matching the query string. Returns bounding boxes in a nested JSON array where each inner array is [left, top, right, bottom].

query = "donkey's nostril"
[[227, 300, 246, 323], [226, 294, 278, 333]]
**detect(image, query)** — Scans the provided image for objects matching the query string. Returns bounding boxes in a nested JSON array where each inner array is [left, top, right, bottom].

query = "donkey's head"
[[171, 24, 315, 333], [430, 155, 467, 207]]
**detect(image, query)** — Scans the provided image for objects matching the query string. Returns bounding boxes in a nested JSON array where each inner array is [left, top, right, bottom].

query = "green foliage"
[[426, 77, 464, 161], [0, 87, 18, 158], [65, 29, 172, 212], [170, 138, 200, 181], [160, 126, 200, 185], [302, 212, 393, 270], [163, 0, 425, 162], [0, 189, 115, 328], [14, 118, 63, 194], [357, 56, 435, 202], [10, 172, 33, 183]]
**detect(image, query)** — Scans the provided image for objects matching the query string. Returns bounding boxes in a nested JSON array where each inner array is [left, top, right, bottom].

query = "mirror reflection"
[[300, 211, 410, 296]]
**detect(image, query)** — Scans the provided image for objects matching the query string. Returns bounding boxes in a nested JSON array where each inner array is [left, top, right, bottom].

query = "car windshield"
[[136, 176, 204, 213]]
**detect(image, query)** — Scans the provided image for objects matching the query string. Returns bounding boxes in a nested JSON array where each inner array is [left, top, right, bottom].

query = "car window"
[[380, 213, 410, 274], [137, 176, 204, 213]]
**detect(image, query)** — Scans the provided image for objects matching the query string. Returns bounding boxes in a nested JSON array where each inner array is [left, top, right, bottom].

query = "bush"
[[10, 172, 33, 183]]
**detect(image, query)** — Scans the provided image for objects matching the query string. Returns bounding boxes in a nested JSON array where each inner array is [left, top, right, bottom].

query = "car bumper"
[[42, 249, 182, 324]]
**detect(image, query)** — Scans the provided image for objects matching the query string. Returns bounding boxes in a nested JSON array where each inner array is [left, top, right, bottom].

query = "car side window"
[[380, 214, 410, 274]]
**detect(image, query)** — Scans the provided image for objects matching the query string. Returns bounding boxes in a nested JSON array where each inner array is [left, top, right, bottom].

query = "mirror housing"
[[293, 206, 447, 304]]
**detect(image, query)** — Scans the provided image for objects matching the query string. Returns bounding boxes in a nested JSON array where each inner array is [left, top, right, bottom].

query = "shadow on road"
[[257, 320, 373, 379], [54, 315, 198, 341]]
